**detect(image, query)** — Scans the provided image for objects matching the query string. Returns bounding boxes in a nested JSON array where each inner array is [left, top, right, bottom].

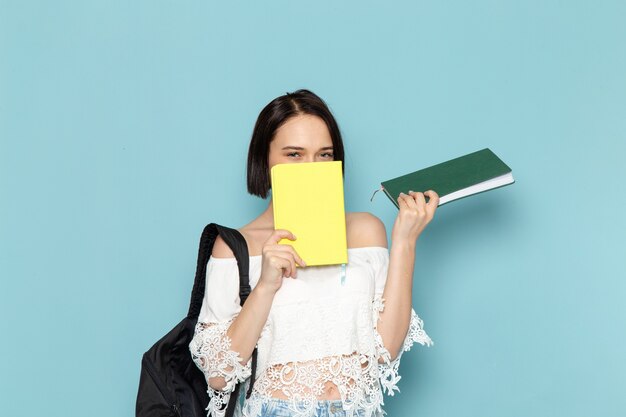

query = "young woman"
[[189, 89, 439, 417]]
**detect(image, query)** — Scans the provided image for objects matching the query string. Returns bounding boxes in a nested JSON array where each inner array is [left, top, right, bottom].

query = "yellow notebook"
[[270, 161, 348, 267]]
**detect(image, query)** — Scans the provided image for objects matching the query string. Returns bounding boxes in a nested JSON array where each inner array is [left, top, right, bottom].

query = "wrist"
[[253, 282, 278, 298], [390, 237, 417, 253]]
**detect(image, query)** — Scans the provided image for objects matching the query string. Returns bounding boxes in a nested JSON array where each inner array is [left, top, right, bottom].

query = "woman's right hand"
[[257, 229, 307, 294]]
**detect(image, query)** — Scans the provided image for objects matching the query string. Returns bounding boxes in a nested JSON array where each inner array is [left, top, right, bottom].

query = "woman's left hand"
[[391, 190, 440, 244]]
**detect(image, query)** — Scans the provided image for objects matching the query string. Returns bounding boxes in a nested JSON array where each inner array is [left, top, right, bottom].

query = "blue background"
[[1, 1, 625, 416]]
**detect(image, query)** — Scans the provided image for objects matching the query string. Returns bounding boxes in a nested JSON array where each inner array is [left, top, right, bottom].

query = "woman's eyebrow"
[[281, 145, 334, 151]]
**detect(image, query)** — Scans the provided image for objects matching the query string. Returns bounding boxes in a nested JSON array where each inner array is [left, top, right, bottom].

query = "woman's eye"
[[321, 152, 334, 158], [287, 152, 301, 157]]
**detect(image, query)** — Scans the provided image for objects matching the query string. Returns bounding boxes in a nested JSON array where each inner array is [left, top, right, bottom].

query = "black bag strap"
[[186, 222, 259, 416], [187, 223, 251, 318]]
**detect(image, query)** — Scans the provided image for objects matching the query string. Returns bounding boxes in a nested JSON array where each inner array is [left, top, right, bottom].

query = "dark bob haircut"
[[247, 89, 345, 199]]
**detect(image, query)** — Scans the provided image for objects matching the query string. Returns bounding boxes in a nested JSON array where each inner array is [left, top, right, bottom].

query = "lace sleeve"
[[189, 318, 252, 417], [188, 257, 252, 417], [372, 295, 433, 396]]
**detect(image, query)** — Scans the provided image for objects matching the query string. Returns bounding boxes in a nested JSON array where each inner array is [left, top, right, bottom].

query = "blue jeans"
[[233, 382, 378, 417], [258, 397, 366, 417]]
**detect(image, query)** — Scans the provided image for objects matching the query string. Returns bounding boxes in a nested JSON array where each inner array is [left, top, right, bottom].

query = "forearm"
[[204, 284, 274, 391], [377, 238, 416, 361], [226, 283, 275, 363]]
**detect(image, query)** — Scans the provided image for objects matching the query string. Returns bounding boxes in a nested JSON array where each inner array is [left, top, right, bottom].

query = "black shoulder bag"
[[136, 223, 259, 417]]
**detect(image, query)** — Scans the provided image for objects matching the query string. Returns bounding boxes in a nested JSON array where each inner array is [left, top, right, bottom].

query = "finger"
[[423, 190, 440, 216], [281, 248, 300, 275], [423, 190, 440, 206], [266, 243, 307, 267], [268, 251, 297, 278], [286, 245, 307, 268], [400, 191, 419, 210], [268, 253, 292, 278], [408, 190, 426, 211], [294, 250, 306, 268], [397, 192, 411, 210], [266, 229, 297, 245], [289, 254, 297, 277], [279, 254, 295, 278]]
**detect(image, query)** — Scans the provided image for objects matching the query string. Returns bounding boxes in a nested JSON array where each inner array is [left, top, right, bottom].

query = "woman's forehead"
[[273, 114, 332, 148]]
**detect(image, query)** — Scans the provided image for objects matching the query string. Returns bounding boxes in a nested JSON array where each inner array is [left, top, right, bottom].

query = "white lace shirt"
[[189, 246, 433, 417]]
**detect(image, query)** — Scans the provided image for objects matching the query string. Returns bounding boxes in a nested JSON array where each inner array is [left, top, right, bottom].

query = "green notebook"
[[378, 148, 514, 207]]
